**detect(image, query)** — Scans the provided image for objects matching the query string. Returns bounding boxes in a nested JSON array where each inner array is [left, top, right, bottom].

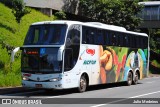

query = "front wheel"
[[78, 76, 87, 92], [126, 72, 132, 86]]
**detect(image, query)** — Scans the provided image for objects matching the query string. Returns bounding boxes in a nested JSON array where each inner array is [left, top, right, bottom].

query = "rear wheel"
[[126, 72, 132, 86], [133, 72, 139, 85], [78, 76, 87, 92]]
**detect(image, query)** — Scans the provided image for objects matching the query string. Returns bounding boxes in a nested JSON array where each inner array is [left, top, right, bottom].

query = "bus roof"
[[32, 20, 148, 37]]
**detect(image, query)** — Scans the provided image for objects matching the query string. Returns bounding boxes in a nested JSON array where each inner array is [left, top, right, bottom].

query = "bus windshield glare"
[[24, 24, 67, 45]]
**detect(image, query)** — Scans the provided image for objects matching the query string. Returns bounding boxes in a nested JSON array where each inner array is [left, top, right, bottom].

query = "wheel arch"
[[124, 68, 133, 81], [129, 70, 134, 81], [80, 72, 89, 86], [134, 68, 140, 80]]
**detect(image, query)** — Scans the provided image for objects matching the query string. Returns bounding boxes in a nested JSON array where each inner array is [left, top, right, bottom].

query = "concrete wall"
[[24, 0, 64, 10], [24, 0, 79, 16]]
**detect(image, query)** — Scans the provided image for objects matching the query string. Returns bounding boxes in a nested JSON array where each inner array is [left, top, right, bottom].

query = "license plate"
[[35, 84, 42, 88]]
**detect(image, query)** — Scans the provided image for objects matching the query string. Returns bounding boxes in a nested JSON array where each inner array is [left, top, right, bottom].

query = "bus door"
[[63, 24, 81, 88]]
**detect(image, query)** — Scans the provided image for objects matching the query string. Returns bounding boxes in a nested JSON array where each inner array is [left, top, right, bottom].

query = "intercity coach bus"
[[20, 20, 149, 92]]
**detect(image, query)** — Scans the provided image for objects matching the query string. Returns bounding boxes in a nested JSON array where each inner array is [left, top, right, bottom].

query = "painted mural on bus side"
[[99, 46, 148, 84]]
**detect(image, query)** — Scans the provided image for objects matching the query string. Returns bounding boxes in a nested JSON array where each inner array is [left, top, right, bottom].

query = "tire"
[[133, 72, 139, 85], [126, 72, 132, 86], [78, 76, 87, 92]]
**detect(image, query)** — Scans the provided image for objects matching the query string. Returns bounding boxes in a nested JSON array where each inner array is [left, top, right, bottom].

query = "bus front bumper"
[[22, 80, 63, 89]]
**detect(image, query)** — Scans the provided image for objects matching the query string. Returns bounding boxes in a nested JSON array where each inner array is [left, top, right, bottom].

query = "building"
[[139, 1, 160, 28], [24, 0, 79, 16], [24, 0, 160, 29]]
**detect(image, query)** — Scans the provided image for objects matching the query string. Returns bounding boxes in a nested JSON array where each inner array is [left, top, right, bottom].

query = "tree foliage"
[[12, 0, 30, 24], [0, 0, 14, 8], [79, 0, 144, 30], [54, 11, 66, 20]]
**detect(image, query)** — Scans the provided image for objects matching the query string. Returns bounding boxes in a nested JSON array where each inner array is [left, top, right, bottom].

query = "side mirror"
[[11, 47, 20, 62]]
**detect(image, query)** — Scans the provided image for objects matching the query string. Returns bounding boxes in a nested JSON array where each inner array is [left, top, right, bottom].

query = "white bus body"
[[21, 20, 149, 92]]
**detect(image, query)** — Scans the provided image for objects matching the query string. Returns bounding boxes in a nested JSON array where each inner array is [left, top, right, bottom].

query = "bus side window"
[[131, 35, 135, 48], [128, 35, 132, 47], [82, 26, 88, 44], [144, 37, 148, 48], [136, 36, 140, 48], [129, 35, 134, 48], [130, 35, 135, 48], [66, 25, 80, 46], [111, 32, 117, 46], [85, 29, 89, 43], [64, 25, 80, 71], [82, 26, 97, 44], [124, 35, 127, 47], [115, 33, 119, 46], [96, 29, 104, 45], [117, 34, 121, 47], [119, 33, 124, 47], [126, 35, 130, 47], [141, 37, 145, 48], [105, 30, 110, 46], [88, 29, 95, 44]]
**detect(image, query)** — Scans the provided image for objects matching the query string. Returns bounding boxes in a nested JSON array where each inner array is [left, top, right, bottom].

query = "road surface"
[[0, 76, 160, 107]]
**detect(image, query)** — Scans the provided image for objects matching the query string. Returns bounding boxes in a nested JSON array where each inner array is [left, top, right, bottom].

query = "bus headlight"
[[22, 73, 31, 81], [22, 76, 29, 81], [49, 77, 62, 82]]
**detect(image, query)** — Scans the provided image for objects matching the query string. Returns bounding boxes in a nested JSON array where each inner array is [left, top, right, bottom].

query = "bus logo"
[[86, 49, 95, 56], [37, 77, 40, 81], [83, 60, 96, 65]]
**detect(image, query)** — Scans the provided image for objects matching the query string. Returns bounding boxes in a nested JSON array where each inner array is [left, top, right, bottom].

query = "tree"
[[12, 0, 30, 24], [79, 0, 144, 30], [54, 11, 66, 20]]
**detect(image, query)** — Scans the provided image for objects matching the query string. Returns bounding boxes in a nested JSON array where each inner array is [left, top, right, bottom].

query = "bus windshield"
[[24, 24, 67, 45], [21, 48, 62, 73]]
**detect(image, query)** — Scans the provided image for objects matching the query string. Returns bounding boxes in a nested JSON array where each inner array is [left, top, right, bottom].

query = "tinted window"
[[104, 30, 112, 46], [82, 26, 148, 49], [96, 29, 105, 45], [64, 25, 81, 71], [82, 26, 96, 44], [119, 33, 125, 47], [24, 24, 67, 45], [111, 32, 119, 46], [66, 25, 80, 46]]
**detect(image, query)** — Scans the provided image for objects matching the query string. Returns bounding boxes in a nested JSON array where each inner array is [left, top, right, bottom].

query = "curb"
[[0, 87, 38, 95], [148, 74, 160, 78]]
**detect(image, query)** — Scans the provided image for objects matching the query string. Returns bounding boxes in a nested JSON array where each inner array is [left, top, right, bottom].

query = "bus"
[[20, 20, 149, 92]]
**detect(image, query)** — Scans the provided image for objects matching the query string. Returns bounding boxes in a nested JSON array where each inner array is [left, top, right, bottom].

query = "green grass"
[[0, 3, 55, 87], [149, 59, 160, 74], [0, 72, 21, 87], [151, 60, 160, 68]]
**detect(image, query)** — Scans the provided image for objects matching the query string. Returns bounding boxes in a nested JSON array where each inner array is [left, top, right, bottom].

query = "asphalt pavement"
[[0, 76, 160, 107]]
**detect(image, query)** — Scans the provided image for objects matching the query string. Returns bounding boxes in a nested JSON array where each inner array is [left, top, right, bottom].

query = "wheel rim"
[[135, 73, 138, 83], [80, 77, 86, 91], [128, 72, 132, 85]]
